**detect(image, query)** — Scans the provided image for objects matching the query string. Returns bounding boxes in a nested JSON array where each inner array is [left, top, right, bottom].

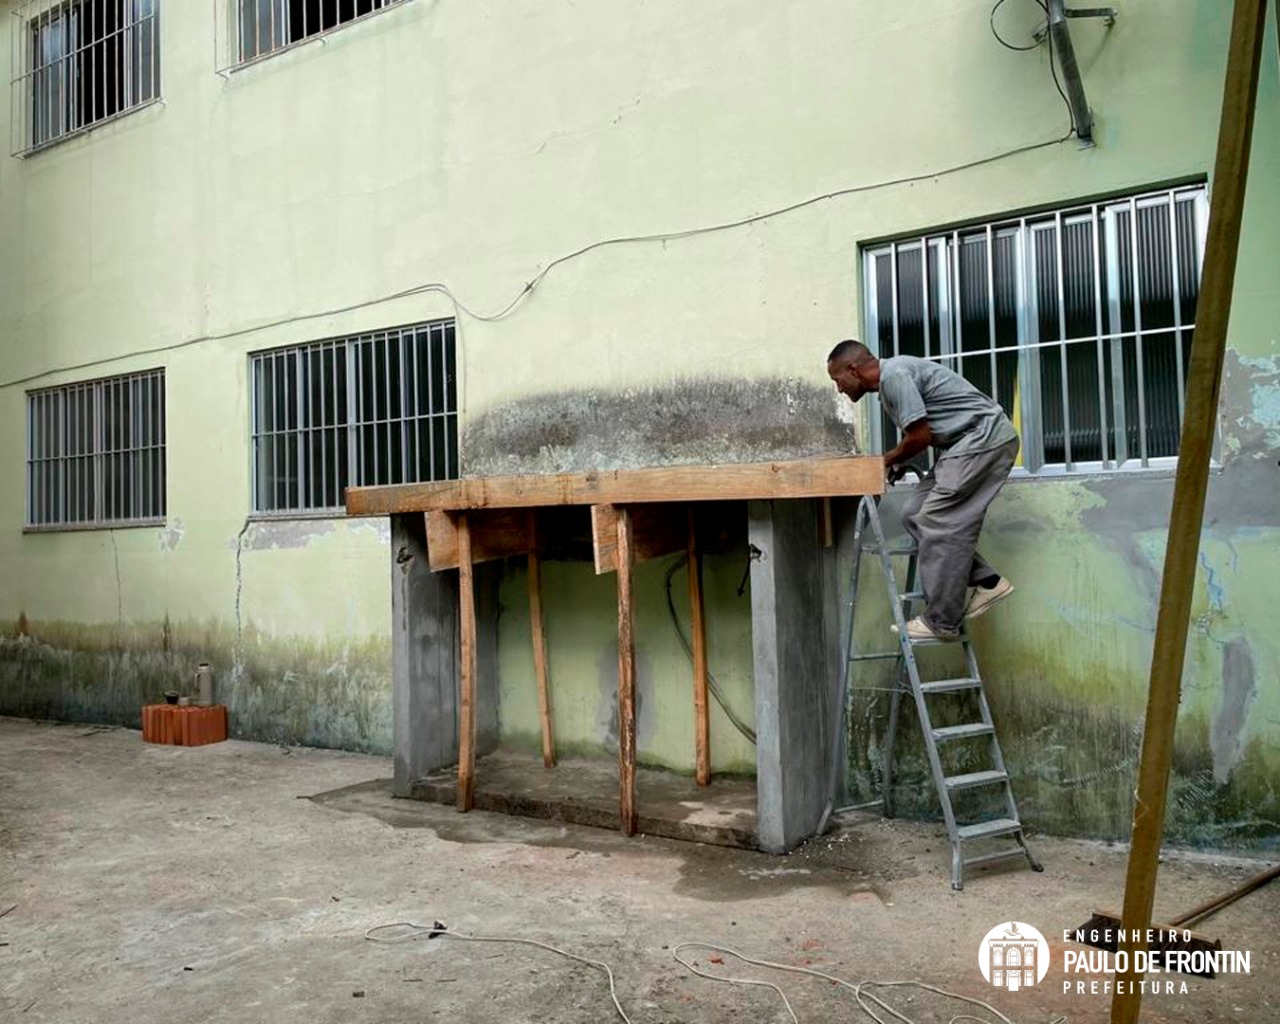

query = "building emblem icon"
[[978, 922, 1050, 991]]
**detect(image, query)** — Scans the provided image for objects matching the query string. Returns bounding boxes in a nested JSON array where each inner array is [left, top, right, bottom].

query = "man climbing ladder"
[[826, 340, 1018, 641]]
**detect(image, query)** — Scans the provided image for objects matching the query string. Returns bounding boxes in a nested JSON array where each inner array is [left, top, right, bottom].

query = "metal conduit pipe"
[[1047, 0, 1096, 144]]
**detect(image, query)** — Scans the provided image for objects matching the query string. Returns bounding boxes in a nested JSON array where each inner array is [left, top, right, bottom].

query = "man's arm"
[[883, 418, 932, 471]]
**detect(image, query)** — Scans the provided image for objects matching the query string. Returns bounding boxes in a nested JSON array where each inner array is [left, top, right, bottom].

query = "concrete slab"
[[407, 750, 757, 849], [2, 716, 1276, 1024]]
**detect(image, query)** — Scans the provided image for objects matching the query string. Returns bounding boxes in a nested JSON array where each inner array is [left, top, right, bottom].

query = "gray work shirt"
[[878, 355, 1017, 460]]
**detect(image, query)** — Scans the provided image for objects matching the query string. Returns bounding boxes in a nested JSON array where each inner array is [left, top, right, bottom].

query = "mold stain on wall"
[[0, 617, 392, 755], [463, 376, 858, 476]]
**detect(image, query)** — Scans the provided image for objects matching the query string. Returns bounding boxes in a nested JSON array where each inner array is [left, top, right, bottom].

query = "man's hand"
[[882, 419, 932, 485]]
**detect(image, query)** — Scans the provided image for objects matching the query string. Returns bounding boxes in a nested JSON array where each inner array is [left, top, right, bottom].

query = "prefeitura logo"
[[978, 922, 1051, 992]]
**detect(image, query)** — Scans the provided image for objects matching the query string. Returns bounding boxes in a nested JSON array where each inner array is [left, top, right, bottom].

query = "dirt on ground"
[[0, 717, 1275, 1023]]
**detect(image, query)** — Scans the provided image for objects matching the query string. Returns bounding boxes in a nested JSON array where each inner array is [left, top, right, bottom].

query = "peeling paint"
[[160, 518, 185, 551], [228, 519, 339, 552], [0, 618, 391, 754], [1212, 638, 1258, 785]]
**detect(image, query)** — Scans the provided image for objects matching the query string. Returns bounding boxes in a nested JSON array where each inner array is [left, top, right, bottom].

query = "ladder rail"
[[816, 495, 871, 836], [965, 640, 1021, 825], [827, 488, 1042, 890], [865, 501, 960, 844]]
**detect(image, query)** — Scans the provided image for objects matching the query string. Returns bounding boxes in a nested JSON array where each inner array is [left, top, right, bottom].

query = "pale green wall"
[[1, 1, 1276, 843]]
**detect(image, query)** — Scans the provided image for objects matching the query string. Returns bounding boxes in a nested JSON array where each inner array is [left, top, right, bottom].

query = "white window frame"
[[862, 185, 1211, 476], [25, 369, 167, 531], [218, 0, 410, 72], [10, 0, 161, 156]]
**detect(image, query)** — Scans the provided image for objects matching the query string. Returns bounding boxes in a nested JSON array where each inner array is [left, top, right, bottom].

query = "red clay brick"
[[142, 704, 227, 746]]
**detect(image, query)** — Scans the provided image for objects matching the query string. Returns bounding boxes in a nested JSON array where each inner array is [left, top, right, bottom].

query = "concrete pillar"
[[748, 499, 838, 853], [391, 513, 459, 796], [390, 513, 502, 798]]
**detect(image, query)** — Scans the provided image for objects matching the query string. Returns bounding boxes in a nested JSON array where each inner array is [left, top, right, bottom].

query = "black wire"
[[2, 132, 1074, 391], [1046, 21, 1078, 135], [990, 0, 1077, 138], [663, 554, 757, 745], [989, 0, 1042, 51]]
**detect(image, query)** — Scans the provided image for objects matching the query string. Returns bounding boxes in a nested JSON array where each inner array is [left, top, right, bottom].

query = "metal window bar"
[[25, 369, 165, 528], [863, 185, 1206, 474], [1054, 211, 1073, 470], [1014, 218, 1044, 472], [249, 321, 457, 514], [985, 224, 998, 412], [1091, 204, 1110, 468], [1128, 196, 1148, 466], [950, 230, 963, 377], [228, 0, 408, 71], [10, 0, 159, 156]]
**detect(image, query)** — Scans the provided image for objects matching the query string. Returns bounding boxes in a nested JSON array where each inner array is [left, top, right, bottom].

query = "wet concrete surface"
[[1, 717, 1276, 1023], [396, 751, 758, 850]]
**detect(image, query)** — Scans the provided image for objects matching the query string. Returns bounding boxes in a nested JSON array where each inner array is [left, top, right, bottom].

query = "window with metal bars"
[[10, 0, 159, 156], [863, 185, 1208, 474], [250, 320, 458, 513], [235, 0, 405, 64], [26, 370, 167, 529]]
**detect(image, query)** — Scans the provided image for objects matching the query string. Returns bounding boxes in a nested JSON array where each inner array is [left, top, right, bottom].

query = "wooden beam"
[[346, 456, 884, 515], [592, 503, 689, 574], [688, 508, 710, 786], [616, 507, 638, 836], [1110, 3, 1268, 1021], [527, 511, 556, 768], [425, 507, 532, 572], [456, 513, 478, 812]]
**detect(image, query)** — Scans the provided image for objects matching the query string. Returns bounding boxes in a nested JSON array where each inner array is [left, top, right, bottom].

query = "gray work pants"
[[901, 437, 1019, 637]]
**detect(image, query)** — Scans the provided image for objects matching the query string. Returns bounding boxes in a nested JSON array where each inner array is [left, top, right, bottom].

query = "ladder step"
[[899, 591, 925, 602], [957, 818, 1023, 842], [964, 848, 1030, 868], [944, 769, 1009, 791], [861, 545, 918, 556], [919, 677, 981, 694], [932, 722, 994, 742], [907, 632, 970, 647]]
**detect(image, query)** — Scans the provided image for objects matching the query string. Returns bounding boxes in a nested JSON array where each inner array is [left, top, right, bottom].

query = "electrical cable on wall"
[[988, 0, 1077, 133], [989, 0, 1043, 50], [663, 554, 757, 745], [1, 132, 1074, 391]]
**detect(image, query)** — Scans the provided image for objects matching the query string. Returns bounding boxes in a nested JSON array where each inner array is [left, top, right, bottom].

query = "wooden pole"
[[456, 512, 477, 812], [1110, 3, 1268, 1020], [616, 506, 639, 835], [687, 507, 711, 786], [527, 510, 556, 768]]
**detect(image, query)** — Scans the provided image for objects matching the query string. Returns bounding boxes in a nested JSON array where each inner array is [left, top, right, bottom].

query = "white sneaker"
[[965, 578, 1015, 619], [890, 616, 959, 642]]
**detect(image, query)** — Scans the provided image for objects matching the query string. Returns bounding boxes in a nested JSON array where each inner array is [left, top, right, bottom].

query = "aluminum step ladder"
[[831, 489, 1042, 890]]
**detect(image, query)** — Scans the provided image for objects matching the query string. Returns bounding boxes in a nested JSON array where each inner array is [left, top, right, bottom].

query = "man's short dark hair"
[[827, 339, 874, 366]]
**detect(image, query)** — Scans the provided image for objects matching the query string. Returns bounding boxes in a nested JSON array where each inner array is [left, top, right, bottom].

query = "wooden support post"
[[616, 506, 639, 836], [1110, 3, 1268, 1021], [456, 512, 477, 812], [688, 507, 711, 786], [527, 510, 556, 768]]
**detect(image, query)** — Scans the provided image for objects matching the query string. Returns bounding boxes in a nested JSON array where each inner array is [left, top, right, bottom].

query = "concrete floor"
[[1, 717, 1275, 1024]]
